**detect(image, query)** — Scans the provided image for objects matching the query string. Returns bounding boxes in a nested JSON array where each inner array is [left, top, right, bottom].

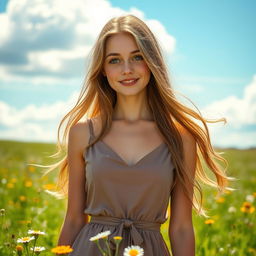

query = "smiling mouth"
[[119, 78, 139, 86]]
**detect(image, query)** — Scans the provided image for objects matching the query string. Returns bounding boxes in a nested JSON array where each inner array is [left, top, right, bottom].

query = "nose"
[[122, 60, 133, 75]]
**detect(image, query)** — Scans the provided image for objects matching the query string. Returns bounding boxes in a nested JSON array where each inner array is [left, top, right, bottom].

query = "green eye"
[[109, 58, 120, 64], [133, 55, 143, 61]]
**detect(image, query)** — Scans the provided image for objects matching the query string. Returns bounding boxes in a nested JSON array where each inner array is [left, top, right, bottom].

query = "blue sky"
[[0, 0, 255, 148]]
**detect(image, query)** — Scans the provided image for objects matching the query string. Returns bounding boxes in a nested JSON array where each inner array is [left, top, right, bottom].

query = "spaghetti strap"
[[88, 119, 95, 143]]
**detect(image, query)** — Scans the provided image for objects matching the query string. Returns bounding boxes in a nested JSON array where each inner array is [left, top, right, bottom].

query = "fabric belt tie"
[[90, 215, 161, 250]]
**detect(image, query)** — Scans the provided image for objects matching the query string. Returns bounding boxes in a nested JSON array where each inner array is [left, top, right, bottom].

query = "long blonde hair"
[[38, 14, 235, 217]]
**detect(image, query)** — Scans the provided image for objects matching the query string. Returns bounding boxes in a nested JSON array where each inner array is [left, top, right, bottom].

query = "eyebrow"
[[105, 49, 140, 59]]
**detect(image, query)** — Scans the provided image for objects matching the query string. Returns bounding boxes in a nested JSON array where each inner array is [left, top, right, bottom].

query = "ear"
[[102, 69, 106, 76]]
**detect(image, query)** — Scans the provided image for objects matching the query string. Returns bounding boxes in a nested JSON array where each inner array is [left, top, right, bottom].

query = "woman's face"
[[103, 32, 151, 96]]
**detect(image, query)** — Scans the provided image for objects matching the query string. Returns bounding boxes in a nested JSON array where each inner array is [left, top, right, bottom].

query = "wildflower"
[[246, 194, 254, 203], [25, 180, 33, 187], [113, 236, 123, 256], [1, 178, 7, 184], [28, 230, 46, 236], [113, 236, 122, 241], [16, 245, 23, 256], [17, 236, 35, 243], [16, 245, 23, 251], [7, 183, 14, 188], [123, 245, 144, 256], [30, 246, 45, 253], [51, 245, 73, 254], [205, 219, 215, 225], [228, 206, 237, 213], [216, 197, 225, 203], [89, 230, 111, 241], [219, 247, 224, 252], [240, 202, 255, 213], [0, 209, 5, 216], [19, 195, 26, 202]]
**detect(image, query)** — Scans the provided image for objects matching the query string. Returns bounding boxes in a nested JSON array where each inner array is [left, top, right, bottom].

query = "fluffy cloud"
[[0, 0, 176, 83], [201, 75, 256, 148], [202, 75, 256, 128], [0, 90, 79, 142], [0, 91, 79, 127]]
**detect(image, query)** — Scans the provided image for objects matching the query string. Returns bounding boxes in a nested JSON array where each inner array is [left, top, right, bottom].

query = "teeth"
[[121, 79, 136, 83]]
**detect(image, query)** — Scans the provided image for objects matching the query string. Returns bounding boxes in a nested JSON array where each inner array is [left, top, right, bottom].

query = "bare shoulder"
[[68, 120, 91, 157]]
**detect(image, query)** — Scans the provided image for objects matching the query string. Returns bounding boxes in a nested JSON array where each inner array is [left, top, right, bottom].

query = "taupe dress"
[[69, 119, 174, 256]]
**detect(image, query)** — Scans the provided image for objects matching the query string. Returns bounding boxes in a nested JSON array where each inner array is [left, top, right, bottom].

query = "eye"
[[108, 58, 120, 64], [132, 55, 144, 61]]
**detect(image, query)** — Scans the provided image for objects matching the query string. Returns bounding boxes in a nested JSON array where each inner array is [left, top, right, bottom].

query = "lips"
[[119, 78, 139, 86]]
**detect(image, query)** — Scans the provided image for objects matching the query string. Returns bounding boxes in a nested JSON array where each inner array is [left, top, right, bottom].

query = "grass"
[[0, 140, 255, 255]]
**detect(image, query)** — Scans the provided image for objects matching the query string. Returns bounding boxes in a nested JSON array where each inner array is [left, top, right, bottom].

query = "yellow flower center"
[[129, 249, 139, 256]]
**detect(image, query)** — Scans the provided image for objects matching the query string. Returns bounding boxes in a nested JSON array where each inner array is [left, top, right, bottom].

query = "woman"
[[46, 15, 234, 255]]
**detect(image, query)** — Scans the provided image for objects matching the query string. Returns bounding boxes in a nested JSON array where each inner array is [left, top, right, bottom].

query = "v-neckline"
[[98, 140, 166, 167]]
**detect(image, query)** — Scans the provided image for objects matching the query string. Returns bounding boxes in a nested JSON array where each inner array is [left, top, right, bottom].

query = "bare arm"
[[57, 121, 90, 246], [169, 126, 196, 256]]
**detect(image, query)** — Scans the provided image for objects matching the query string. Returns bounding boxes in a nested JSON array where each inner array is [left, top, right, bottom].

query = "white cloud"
[[0, 90, 80, 143], [0, 0, 176, 83], [0, 91, 79, 127], [202, 75, 256, 128], [200, 75, 256, 148]]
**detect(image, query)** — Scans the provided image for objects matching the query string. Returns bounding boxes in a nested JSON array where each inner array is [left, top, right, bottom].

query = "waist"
[[90, 215, 161, 232]]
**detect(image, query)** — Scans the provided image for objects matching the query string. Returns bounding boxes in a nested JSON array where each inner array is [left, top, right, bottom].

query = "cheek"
[[104, 66, 118, 80], [139, 63, 151, 78]]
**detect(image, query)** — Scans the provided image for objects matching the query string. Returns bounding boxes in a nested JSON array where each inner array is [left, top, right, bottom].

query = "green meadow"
[[0, 140, 255, 256]]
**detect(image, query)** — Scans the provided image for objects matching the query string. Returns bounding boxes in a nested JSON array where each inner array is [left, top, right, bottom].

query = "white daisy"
[[17, 236, 35, 243], [89, 230, 111, 241], [30, 246, 45, 252], [123, 245, 144, 256], [28, 230, 46, 235]]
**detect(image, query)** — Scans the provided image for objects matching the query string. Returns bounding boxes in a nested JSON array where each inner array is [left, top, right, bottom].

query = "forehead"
[[105, 32, 138, 55]]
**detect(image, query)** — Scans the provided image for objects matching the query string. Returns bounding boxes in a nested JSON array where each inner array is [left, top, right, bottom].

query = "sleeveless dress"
[[69, 119, 175, 256]]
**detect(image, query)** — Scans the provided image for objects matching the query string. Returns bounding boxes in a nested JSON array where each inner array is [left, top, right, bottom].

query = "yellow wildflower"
[[25, 180, 33, 187], [16, 245, 23, 251], [113, 236, 122, 240], [19, 196, 26, 202], [205, 219, 215, 225], [240, 202, 255, 213], [51, 245, 73, 254], [7, 183, 14, 188], [216, 197, 225, 203]]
